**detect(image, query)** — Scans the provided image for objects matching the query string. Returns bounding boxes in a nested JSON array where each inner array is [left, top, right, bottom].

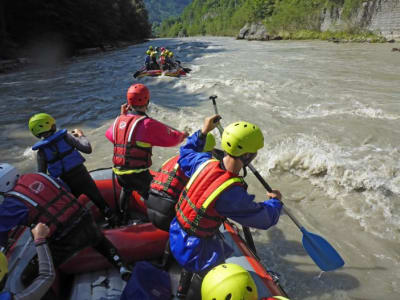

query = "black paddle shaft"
[[209, 95, 258, 256]]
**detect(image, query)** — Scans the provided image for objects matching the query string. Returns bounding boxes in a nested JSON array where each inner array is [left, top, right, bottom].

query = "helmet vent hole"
[[39, 125, 43, 127], [234, 123, 239, 126], [225, 294, 232, 300], [247, 286, 252, 292], [244, 124, 247, 127], [222, 264, 227, 268], [227, 142, 231, 147], [253, 126, 256, 129], [238, 145, 242, 149]]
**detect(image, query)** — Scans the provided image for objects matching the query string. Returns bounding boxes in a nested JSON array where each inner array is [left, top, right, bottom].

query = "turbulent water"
[[0, 37, 399, 299]]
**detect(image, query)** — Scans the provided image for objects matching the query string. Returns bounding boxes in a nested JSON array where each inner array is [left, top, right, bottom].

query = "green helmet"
[[0, 252, 8, 283], [28, 113, 55, 137], [201, 263, 258, 300], [149, 46, 153, 51], [146, 50, 151, 55], [203, 132, 216, 152], [221, 121, 264, 157]]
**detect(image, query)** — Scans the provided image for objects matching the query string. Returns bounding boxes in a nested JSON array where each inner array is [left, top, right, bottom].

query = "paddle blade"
[[301, 227, 344, 271]]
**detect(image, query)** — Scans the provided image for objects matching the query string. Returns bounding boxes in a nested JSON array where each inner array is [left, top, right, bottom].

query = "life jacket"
[[150, 155, 188, 199], [175, 159, 245, 238], [5, 173, 84, 239], [112, 114, 152, 170], [146, 155, 189, 231], [0, 292, 12, 300], [32, 129, 85, 178]]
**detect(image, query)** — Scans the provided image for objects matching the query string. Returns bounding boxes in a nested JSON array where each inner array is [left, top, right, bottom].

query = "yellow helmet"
[[221, 121, 264, 157], [28, 113, 56, 138], [203, 133, 216, 152], [168, 52, 174, 57], [0, 252, 8, 283], [201, 263, 258, 300], [146, 50, 151, 55]]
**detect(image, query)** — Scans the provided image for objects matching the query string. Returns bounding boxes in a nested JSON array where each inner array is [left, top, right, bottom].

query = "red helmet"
[[161, 47, 166, 51], [126, 84, 150, 106]]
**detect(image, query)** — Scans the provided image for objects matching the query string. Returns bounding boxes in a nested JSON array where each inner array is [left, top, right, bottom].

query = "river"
[[0, 37, 399, 299]]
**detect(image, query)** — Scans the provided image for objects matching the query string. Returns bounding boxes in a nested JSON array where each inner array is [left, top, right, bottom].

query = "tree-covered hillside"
[[144, 0, 192, 24], [0, 0, 151, 59], [158, 0, 370, 38]]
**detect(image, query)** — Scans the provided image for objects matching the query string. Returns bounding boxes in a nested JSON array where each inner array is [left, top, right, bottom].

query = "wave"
[[259, 134, 400, 240]]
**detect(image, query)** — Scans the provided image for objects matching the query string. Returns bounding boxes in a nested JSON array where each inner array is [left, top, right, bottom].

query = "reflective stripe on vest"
[[176, 160, 244, 237], [6, 173, 83, 238]]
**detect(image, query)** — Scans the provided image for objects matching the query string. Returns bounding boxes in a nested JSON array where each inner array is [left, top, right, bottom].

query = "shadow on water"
[[254, 227, 363, 299]]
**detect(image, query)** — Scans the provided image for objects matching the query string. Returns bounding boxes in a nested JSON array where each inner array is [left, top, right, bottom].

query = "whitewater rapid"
[[0, 37, 399, 299]]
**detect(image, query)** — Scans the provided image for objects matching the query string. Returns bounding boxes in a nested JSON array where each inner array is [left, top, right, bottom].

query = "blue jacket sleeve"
[[215, 186, 282, 229], [178, 130, 212, 178], [0, 197, 29, 247]]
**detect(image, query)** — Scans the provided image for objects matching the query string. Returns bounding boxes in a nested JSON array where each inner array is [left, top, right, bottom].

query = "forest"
[[0, 0, 151, 59], [158, 0, 368, 38]]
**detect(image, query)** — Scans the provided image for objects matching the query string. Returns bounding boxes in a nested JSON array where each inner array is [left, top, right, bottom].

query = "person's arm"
[[65, 131, 92, 154], [36, 150, 47, 173], [178, 131, 212, 178], [215, 186, 282, 229], [136, 118, 188, 147], [14, 223, 55, 300], [177, 115, 221, 177], [0, 198, 29, 248]]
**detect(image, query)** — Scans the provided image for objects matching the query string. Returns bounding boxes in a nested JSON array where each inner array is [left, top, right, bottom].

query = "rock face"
[[238, 0, 400, 41], [237, 22, 269, 40], [321, 0, 400, 39]]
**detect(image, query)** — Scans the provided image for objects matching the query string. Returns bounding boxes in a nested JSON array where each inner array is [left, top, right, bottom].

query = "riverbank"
[[0, 39, 148, 74], [237, 22, 394, 43]]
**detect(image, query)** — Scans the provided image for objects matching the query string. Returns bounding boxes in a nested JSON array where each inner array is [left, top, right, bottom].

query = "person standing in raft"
[[170, 116, 283, 299], [29, 113, 117, 226], [0, 163, 131, 284], [144, 50, 152, 71], [105, 83, 188, 224], [0, 223, 55, 300]]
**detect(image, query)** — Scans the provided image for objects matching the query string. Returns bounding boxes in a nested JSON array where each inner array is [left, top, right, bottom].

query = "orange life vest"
[[175, 159, 245, 238], [112, 114, 152, 169]]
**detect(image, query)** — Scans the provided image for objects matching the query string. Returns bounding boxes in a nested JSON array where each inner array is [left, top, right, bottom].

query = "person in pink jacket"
[[105, 83, 188, 224]]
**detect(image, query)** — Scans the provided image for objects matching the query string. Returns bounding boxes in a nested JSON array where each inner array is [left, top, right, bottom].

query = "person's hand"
[[267, 190, 282, 201], [183, 131, 190, 139], [201, 115, 221, 135], [121, 103, 130, 115], [71, 129, 84, 137], [31, 223, 50, 240]]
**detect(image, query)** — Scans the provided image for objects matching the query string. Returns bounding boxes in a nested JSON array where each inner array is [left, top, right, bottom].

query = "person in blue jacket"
[[170, 115, 283, 298], [144, 50, 152, 70], [28, 113, 117, 226]]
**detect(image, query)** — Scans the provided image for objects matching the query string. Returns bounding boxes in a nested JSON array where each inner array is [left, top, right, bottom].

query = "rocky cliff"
[[238, 0, 400, 40], [321, 0, 400, 38]]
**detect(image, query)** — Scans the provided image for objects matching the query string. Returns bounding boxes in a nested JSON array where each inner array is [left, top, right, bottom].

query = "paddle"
[[209, 95, 345, 272], [209, 96, 258, 256]]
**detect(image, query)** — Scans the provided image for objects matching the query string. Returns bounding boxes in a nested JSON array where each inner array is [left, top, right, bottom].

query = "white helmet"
[[0, 163, 20, 193]]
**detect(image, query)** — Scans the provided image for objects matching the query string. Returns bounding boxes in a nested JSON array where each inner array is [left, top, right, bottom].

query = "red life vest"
[[150, 155, 189, 199], [175, 159, 245, 238], [6, 173, 84, 239], [112, 114, 152, 169]]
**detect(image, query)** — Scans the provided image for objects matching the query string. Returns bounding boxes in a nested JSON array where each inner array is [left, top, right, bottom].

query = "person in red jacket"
[[105, 83, 188, 224]]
